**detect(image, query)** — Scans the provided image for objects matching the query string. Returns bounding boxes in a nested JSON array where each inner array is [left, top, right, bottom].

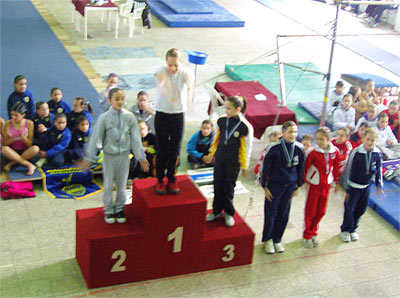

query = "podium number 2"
[[168, 226, 183, 253], [222, 244, 235, 262], [111, 250, 126, 272]]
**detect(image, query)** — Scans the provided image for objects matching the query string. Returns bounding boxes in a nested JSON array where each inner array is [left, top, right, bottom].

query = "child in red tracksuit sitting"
[[303, 126, 342, 248]]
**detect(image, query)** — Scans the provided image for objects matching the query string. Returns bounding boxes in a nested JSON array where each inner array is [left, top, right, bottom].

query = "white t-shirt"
[[154, 66, 194, 114]]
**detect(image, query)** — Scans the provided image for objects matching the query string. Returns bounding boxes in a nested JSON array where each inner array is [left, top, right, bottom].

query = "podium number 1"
[[111, 250, 126, 272], [168, 226, 183, 253]]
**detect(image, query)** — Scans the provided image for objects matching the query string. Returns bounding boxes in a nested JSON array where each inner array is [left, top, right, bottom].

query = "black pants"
[[213, 159, 240, 217], [341, 185, 370, 233], [155, 111, 184, 182]]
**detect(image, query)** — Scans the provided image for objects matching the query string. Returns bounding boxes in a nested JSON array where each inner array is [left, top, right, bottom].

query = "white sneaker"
[[224, 214, 235, 227], [312, 236, 320, 247], [303, 238, 313, 248], [341, 232, 351, 242], [263, 239, 275, 254], [350, 232, 359, 241], [274, 242, 285, 253], [357, 12, 368, 19], [206, 212, 222, 222], [104, 214, 116, 224]]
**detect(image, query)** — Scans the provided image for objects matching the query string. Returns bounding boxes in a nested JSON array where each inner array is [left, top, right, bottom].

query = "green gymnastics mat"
[[225, 63, 326, 124]]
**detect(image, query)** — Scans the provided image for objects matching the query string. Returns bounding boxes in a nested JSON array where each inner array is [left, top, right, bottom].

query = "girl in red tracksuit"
[[332, 127, 352, 175], [303, 126, 342, 248]]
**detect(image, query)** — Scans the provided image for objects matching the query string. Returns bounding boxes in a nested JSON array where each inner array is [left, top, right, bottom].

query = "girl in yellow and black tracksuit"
[[205, 96, 251, 227]]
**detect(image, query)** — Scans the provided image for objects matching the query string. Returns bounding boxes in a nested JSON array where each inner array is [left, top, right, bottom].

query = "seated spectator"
[[129, 120, 156, 179], [7, 75, 35, 120], [350, 122, 369, 149], [333, 94, 355, 132], [48, 87, 71, 116], [2, 103, 39, 175], [375, 112, 400, 160], [65, 115, 90, 163], [38, 113, 72, 168], [32, 101, 54, 145], [328, 80, 345, 116], [67, 97, 94, 135], [382, 100, 399, 140], [99, 73, 119, 112], [354, 104, 378, 132], [362, 3, 396, 27], [187, 120, 215, 169], [129, 91, 155, 133]]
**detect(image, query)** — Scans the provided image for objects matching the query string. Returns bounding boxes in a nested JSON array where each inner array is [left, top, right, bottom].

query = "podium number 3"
[[222, 244, 235, 262], [168, 226, 183, 253], [111, 250, 126, 272]]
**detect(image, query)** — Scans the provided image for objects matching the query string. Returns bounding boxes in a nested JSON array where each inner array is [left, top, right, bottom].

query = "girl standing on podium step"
[[260, 121, 305, 254], [85, 88, 149, 224], [154, 48, 194, 195], [203, 96, 250, 227]]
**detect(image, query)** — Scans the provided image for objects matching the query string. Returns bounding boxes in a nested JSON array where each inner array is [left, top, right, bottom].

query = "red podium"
[[76, 175, 255, 288]]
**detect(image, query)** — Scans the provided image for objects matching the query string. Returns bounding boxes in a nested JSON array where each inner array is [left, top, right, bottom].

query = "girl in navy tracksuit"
[[7, 75, 35, 120], [47, 87, 71, 116], [204, 96, 250, 227], [32, 101, 54, 145], [341, 127, 384, 242], [187, 119, 215, 169], [67, 97, 93, 135], [260, 121, 305, 254], [38, 113, 72, 168], [65, 115, 90, 163]]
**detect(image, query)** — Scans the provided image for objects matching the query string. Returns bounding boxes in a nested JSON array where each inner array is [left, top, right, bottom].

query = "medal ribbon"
[[365, 150, 372, 175], [281, 139, 295, 167], [225, 118, 242, 145]]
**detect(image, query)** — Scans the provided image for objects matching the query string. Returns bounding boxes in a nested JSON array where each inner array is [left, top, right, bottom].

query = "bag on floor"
[[1, 181, 36, 199]]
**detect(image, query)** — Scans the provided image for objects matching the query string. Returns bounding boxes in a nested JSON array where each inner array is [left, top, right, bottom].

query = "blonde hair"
[[364, 127, 378, 138], [316, 126, 332, 140]]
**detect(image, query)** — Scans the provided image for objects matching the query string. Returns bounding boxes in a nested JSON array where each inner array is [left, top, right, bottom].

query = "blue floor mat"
[[8, 165, 43, 182], [0, 0, 101, 120], [370, 182, 400, 230], [298, 101, 333, 130], [255, 0, 400, 77], [341, 73, 399, 88], [147, 0, 244, 27]]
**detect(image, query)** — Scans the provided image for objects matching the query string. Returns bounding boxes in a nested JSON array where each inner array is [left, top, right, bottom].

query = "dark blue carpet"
[[0, 0, 101, 120]]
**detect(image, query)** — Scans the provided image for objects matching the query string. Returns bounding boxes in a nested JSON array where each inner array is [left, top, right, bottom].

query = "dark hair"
[[365, 79, 375, 86], [201, 119, 213, 127], [359, 122, 370, 129], [378, 111, 389, 120], [107, 72, 119, 80], [335, 80, 344, 87], [137, 90, 148, 98], [342, 94, 353, 102], [301, 134, 314, 142], [14, 75, 26, 84], [165, 48, 182, 60], [282, 121, 297, 131], [74, 96, 94, 115], [76, 115, 89, 127], [35, 101, 47, 110], [226, 96, 248, 115], [109, 87, 123, 100], [316, 126, 332, 140], [11, 102, 27, 115], [348, 85, 361, 97], [50, 87, 62, 95], [55, 113, 67, 121]]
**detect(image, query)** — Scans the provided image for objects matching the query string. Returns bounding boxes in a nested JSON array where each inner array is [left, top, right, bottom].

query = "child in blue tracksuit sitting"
[[32, 101, 54, 145], [38, 113, 72, 168], [65, 115, 90, 163], [67, 97, 94, 135], [7, 75, 35, 120], [341, 127, 384, 242], [48, 87, 71, 116], [187, 119, 215, 169]]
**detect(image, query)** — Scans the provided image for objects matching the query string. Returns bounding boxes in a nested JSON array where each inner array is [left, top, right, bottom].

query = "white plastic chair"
[[205, 83, 226, 120], [118, 0, 146, 37]]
